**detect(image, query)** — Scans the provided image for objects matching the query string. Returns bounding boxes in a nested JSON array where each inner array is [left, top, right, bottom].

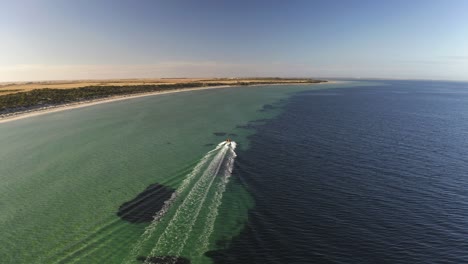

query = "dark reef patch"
[[117, 183, 175, 223], [236, 124, 254, 129], [213, 132, 227, 136], [227, 133, 238, 137], [236, 119, 270, 130], [204, 143, 215, 147], [251, 118, 269, 123], [258, 104, 276, 112], [137, 256, 191, 264]]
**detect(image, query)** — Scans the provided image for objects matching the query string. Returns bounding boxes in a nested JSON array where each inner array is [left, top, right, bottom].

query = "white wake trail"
[[124, 142, 225, 264], [142, 141, 237, 264], [145, 144, 230, 262], [195, 142, 237, 255]]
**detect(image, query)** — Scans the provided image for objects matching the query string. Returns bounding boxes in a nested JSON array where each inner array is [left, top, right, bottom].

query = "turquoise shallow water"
[[0, 83, 345, 263]]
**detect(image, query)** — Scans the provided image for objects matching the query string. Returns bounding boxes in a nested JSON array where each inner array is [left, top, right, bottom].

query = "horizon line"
[[2, 76, 468, 84]]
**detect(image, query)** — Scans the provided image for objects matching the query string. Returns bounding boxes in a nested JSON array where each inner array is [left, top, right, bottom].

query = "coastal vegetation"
[[0, 89, 21, 95], [0, 78, 326, 115]]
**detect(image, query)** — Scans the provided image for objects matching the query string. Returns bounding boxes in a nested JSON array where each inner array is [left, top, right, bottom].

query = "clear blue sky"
[[1, 0, 467, 81]]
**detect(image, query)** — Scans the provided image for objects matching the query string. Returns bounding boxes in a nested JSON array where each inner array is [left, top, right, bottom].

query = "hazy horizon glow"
[[1, 0, 467, 82]]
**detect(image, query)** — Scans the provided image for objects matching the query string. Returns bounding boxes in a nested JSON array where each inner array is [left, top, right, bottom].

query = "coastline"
[[0, 81, 334, 124]]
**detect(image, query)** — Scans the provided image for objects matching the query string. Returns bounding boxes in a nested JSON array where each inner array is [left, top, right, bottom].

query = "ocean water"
[[1, 80, 468, 263], [209, 80, 468, 263], [0, 82, 339, 263]]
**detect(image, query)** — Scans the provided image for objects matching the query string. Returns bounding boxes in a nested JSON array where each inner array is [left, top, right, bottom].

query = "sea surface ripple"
[[209, 80, 468, 264]]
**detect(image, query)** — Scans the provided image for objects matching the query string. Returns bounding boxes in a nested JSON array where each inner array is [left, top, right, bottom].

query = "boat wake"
[[125, 141, 237, 264]]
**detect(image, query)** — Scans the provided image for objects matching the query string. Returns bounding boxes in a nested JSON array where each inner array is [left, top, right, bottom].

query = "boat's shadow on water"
[[118, 184, 193, 264], [117, 183, 175, 223]]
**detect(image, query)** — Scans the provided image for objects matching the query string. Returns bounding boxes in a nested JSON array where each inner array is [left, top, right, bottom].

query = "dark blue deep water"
[[210, 81, 468, 263]]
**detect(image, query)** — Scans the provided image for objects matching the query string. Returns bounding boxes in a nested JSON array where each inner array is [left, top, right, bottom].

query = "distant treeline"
[[0, 79, 325, 114], [0, 89, 21, 94]]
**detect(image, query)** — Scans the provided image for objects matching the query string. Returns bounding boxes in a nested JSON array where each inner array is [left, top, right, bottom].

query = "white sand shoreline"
[[0, 81, 334, 124]]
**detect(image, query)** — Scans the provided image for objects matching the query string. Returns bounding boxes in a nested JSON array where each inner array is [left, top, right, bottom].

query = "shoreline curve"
[[0, 81, 335, 124]]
